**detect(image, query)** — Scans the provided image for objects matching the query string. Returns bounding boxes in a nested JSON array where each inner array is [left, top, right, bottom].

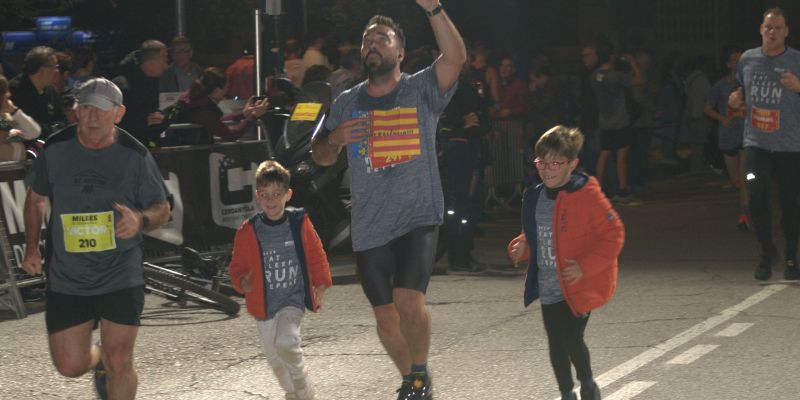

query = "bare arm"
[[311, 118, 370, 166], [22, 188, 47, 275], [417, 0, 467, 95], [113, 200, 170, 239]]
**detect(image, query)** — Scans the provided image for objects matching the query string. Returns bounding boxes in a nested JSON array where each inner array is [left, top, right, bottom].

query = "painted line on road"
[[666, 344, 719, 365], [595, 285, 786, 389], [604, 381, 657, 400], [715, 322, 754, 337]]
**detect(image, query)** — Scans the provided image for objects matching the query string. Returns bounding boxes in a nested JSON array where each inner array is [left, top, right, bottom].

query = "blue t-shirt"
[[254, 214, 306, 319], [707, 77, 745, 150], [737, 47, 800, 151], [591, 69, 633, 130], [535, 191, 564, 304], [26, 127, 167, 295], [324, 62, 457, 251]]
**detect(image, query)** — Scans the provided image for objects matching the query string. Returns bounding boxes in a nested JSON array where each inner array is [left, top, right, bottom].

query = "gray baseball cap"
[[76, 78, 123, 111]]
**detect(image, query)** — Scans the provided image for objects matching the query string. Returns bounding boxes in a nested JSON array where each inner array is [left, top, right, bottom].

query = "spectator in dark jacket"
[[9, 46, 66, 139], [113, 40, 168, 146]]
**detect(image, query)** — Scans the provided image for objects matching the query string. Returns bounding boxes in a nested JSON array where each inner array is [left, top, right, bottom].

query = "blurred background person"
[[9, 46, 66, 139], [160, 35, 203, 93], [0, 75, 41, 161], [170, 67, 269, 143], [705, 48, 748, 230], [66, 46, 97, 92], [113, 40, 168, 145]]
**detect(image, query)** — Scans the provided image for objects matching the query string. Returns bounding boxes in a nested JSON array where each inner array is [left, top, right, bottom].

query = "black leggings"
[[541, 301, 592, 395], [744, 147, 800, 261]]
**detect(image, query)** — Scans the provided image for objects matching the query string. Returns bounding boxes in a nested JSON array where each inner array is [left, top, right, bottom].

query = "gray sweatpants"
[[257, 306, 313, 399]]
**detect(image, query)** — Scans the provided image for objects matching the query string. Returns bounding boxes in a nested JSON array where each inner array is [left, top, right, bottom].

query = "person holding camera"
[[590, 46, 644, 205], [167, 67, 269, 144]]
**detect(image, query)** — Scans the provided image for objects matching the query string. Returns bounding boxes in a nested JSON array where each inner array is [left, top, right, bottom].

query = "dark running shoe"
[[784, 260, 800, 281], [755, 252, 775, 281], [396, 381, 414, 400], [94, 359, 108, 400], [561, 391, 577, 400], [580, 381, 602, 400], [409, 373, 433, 400]]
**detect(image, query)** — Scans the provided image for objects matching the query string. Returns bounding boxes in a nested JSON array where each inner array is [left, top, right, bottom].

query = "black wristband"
[[140, 211, 150, 230], [426, 3, 443, 17]]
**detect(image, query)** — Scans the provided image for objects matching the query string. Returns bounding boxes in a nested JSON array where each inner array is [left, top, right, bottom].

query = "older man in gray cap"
[[22, 77, 170, 400]]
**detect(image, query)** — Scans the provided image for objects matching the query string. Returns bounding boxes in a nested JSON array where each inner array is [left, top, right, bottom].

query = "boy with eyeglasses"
[[228, 160, 332, 400], [508, 125, 625, 400]]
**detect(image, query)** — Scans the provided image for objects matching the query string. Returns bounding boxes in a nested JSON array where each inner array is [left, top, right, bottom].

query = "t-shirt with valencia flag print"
[[325, 62, 457, 251]]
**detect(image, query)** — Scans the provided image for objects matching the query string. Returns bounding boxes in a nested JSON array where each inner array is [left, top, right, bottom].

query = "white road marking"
[[605, 381, 657, 400], [595, 285, 785, 388], [666, 344, 719, 365], [715, 322, 754, 337]]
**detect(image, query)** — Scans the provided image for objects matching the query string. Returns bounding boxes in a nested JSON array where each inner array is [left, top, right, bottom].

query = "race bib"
[[751, 106, 780, 133], [61, 211, 117, 253]]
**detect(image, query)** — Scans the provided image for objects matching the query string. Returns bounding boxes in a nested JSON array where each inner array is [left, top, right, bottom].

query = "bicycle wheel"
[[143, 264, 240, 315]]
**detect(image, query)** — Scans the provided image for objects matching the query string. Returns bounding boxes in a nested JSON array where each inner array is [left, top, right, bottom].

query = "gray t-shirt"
[[26, 127, 167, 295], [254, 214, 306, 319], [737, 47, 800, 151], [535, 191, 564, 305], [591, 69, 633, 130], [707, 78, 745, 150], [324, 62, 457, 251]]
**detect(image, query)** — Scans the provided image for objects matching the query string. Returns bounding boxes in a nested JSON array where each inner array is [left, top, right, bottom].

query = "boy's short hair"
[[255, 160, 291, 190], [534, 125, 585, 160]]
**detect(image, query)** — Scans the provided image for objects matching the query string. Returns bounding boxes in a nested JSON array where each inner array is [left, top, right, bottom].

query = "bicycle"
[[142, 247, 240, 315]]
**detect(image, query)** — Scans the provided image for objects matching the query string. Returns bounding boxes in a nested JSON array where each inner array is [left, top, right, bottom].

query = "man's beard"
[[363, 52, 397, 81]]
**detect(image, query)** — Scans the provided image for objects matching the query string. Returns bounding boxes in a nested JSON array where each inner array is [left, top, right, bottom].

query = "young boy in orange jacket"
[[509, 125, 625, 400], [229, 160, 332, 400]]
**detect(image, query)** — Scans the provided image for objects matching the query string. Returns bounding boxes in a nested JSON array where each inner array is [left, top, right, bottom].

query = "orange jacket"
[[228, 209, 332, 320], [508, 173, 624, 315]]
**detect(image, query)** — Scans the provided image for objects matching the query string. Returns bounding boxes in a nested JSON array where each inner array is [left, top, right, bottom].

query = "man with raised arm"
[[311, 2, 465, 399]]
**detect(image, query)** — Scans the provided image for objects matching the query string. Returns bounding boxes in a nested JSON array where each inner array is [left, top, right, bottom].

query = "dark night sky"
[[3, 0, 800, 75]]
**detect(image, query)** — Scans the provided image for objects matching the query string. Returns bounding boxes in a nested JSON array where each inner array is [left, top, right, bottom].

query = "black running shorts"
[[45, 286, 145, 334], [721, 146, 743, 157], [356, 225, 438, 306], [600, 127, 634, 151]]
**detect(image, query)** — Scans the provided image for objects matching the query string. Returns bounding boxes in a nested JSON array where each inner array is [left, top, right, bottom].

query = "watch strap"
[[426, 3, 443, 17]]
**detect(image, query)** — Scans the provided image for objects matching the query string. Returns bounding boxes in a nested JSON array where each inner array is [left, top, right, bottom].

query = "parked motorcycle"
[[258, 77, 351, 251]]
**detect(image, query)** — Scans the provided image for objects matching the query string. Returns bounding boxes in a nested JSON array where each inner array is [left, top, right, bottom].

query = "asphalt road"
[[1, 171, 799, 399]]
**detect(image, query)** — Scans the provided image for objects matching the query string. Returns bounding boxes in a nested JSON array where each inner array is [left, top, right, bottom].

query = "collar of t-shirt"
[[259, 212, 287, 226], [544, 185, 566, 200]]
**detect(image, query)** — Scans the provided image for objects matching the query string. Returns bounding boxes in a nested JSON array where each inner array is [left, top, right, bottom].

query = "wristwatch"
[[140, 211, 150, 230], [426, 3, 443, 17]]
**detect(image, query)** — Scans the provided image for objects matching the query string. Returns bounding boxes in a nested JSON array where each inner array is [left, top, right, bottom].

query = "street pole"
[[254, 9, 264, 140], [175, 0, 186, 36]]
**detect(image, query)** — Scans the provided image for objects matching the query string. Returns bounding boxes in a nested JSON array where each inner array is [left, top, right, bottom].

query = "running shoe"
[[409, 372, 433, 400], [784, 259, 800, 281], [94, 359, 108, 400]]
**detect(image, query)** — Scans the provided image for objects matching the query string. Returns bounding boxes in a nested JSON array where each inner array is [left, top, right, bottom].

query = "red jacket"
[[229, 209, 332, 320], [507, 173, 624, 315]]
